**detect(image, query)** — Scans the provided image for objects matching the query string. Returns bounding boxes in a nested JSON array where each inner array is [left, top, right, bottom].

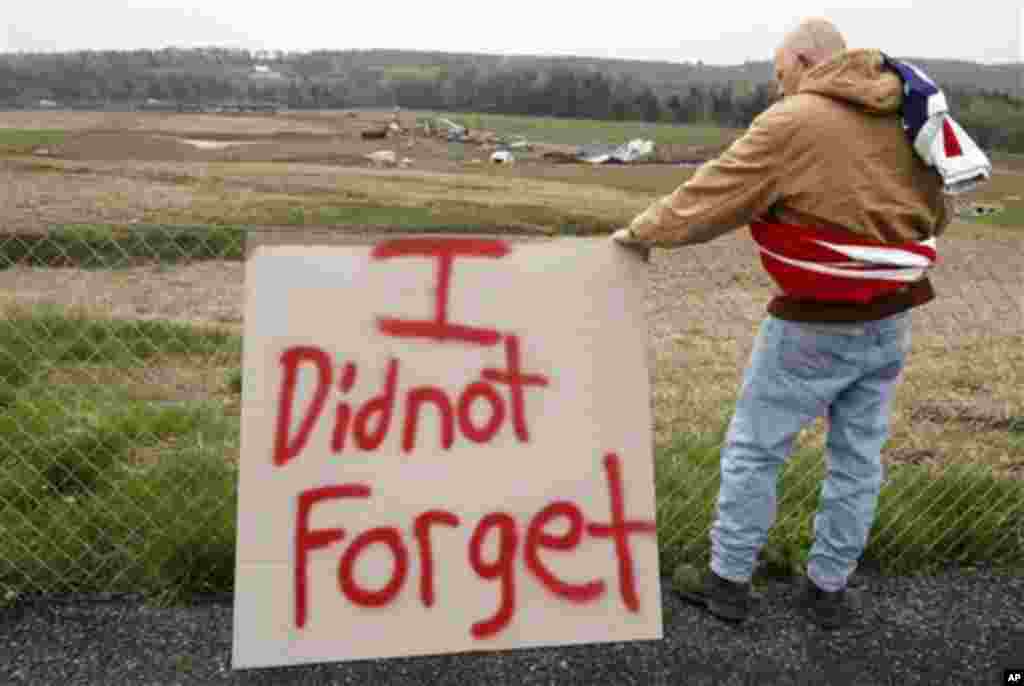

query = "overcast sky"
[[3, 2, 1023, 65]]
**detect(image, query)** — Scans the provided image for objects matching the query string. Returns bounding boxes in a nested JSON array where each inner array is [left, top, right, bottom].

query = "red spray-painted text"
[[294, 453, 657, 639]]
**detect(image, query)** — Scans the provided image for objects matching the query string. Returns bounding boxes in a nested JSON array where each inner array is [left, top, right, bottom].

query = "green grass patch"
[[292, 202, 576, 233], [307, 205, 436, 226], [655, 425, 1024, 584], [0, 129, 67, 155], [383, 65, 445, 82], [0, 391, 229, 509], [420, 201, 619, 235], [153, 198, 570, 233], [0, 224, 246, 269], [417, 110, 739, 147], [0, 406, 238, 598], [0, 303, 240, 404], [0, 304, 241, 602], [225, 367, 243, 395], [868, 462, 1024, 574], [156, 196, 615, 236], [970, 203, 1024, 229], [4, 306, 1021, 605]]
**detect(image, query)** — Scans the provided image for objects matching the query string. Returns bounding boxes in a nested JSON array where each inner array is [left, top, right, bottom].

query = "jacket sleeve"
[[628, 103, 799, 246]]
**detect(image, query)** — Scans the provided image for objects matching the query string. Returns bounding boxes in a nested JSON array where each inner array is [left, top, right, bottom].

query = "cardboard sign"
[[232, 236, 661, 669]]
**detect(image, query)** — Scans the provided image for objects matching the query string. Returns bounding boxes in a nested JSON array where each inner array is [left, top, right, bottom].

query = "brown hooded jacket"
[[627, 48, 951, 322]]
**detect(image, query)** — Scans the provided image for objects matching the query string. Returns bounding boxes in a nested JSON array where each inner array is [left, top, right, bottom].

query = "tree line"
[[0, 48, 1019, 150], [945, 87, 1024, 153], [0, 51, 776, 128]]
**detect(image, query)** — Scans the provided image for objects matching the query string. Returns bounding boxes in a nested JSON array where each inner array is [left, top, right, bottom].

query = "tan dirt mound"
[[48, 132, 214, 162], [40, 129, 460, 167]]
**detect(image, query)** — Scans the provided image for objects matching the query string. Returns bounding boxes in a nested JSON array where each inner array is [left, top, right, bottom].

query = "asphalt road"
[[3, 564, 1022, 686]]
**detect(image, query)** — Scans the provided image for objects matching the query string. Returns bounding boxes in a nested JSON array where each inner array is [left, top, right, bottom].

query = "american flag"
[[750, 221, 937, 304]]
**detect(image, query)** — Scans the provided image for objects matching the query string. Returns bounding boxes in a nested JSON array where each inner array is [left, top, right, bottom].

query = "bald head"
[[781, 18, 847, 63], [774, 17, 847, 98]]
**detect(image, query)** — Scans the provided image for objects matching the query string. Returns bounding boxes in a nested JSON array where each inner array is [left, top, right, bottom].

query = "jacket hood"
[[797, 48, 903, 114]]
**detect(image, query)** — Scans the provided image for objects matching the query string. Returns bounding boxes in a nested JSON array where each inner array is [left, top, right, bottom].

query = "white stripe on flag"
[[759, 248, 928, 282], [811, 240, 935, 268]]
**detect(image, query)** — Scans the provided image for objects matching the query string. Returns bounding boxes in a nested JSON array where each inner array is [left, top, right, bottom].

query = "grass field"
[[973, 204, 1024, 229], [0, 129, 67, 155], [420, 110, 742, 147], [1, 109, 1023, 604], [0, 304, 240, 599], [0, 301, 1019, 603]]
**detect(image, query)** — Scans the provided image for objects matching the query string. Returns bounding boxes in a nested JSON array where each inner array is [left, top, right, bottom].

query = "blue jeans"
[[710, 312, 912, 592]]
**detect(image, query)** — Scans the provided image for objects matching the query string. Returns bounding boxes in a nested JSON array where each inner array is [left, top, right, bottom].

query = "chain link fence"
[[0, 223, 1021, 602]]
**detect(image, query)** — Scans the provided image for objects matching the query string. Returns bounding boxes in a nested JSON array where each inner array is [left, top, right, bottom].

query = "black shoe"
[[673, 564, 752, 623], [799, 576, 852, 630]]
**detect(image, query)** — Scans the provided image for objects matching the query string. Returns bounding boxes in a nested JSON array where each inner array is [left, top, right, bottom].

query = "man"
[[613, 18, 952, 629]]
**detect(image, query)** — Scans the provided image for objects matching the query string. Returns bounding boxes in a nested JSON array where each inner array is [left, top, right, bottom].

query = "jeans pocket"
[[877, 324, 912, 381], [779, 326, 853, 381], [900, 326, 912, 356], [881, 318, 912, 357]]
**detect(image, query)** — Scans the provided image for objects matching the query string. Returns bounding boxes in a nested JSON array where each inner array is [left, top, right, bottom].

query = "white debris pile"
[[490, 150, 516, 165], [578, 139, 656, 164], [365, 150, 398, 168], [436, 118, 468, 141]]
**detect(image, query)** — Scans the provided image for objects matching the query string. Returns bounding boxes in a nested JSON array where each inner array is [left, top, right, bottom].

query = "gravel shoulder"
[[3, 566, 1022, 686]]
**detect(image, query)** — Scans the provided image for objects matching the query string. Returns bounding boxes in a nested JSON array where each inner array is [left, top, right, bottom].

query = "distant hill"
[[269, 49, 1024, 96], [513, 54, 1023, 95], [0, 47, 1020, 100]]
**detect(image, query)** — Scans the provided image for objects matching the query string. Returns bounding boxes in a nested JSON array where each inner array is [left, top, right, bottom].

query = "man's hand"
[[611, 228, 651, 262]]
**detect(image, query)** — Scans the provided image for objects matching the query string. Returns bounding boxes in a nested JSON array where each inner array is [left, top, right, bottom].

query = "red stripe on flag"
[[759, 254, 911, 304], [750, 222, 937, 263], [942, 119, 963, 158]]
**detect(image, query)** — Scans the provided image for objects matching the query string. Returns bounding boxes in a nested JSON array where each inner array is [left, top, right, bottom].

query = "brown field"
[[1, 109, 1022, 480]]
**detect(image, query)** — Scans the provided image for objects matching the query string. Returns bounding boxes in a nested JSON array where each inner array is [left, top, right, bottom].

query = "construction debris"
[[361, 127, 389, 140], [339, 112, 658, 169], [542, 151, 580, 164], [578, 139, 656, 164], [421, 117, 468, 142], [490, 150, 516, 165], [438, 118, 466, 134], [365, 150, 398, 168]]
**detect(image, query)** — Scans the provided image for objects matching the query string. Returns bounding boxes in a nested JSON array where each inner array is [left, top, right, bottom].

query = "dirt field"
[[0, 109, 580, 168], [0, 110, 712, 235], [2, 109, 1023, 480]]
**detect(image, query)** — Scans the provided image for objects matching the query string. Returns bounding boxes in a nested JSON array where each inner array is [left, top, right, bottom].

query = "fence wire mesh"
[[0, 224, 1021, 601]]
